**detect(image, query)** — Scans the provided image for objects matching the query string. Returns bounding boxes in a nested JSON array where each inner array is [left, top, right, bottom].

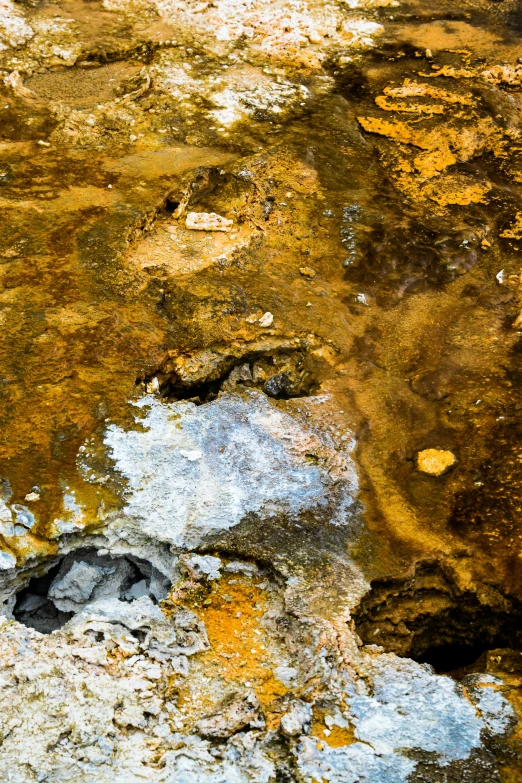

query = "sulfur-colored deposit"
[[1, 0, 522, 780]]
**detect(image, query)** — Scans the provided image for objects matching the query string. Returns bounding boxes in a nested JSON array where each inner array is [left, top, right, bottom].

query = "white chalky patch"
[[0, 551, 15, 570], [297, 737, 415, 783], [297, 654, 517, 782], [348, 656, 482, 760], [467, 674, 516, 735], [102, 392, 358, 549], [0, 0, 33, 49]]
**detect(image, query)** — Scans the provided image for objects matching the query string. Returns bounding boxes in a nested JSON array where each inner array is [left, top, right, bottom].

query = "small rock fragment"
[[252, 365, 267, 382], [196, 691, 263, 738], [299, 267, 316, 278], [49, 561, 105, 610], [416, 448, 456, 476], [146, 376, 160, 393], [185, 212, 233, 232], [24, 492, 40, 502], [182, 554, 222, 580], [280, 699, 312, 737], [0, 551, 15, 570], [12, 505, 35, 529], [258, 312, 274, 328], [17, 594, 48, 613], [265, 372, 292, 399], [224, 561, 259, 576]]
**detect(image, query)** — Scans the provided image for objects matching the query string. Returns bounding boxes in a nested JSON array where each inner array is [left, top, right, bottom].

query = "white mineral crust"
[[101, 392, 360, 549]]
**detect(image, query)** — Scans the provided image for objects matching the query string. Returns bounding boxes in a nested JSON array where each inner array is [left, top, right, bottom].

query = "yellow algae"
[[357, 116, 420, 147], [383, 80, 475, 106], [424, 65, 478, 79], [375, 95, 446, 114], [501, 213, 522, 240], [423, 175, 490, 206], [311, 707, 356, 748], [413, 147, 457, 177]]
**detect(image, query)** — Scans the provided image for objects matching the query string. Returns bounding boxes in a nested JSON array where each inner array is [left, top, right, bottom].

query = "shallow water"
[[1, 0, 522, 776]]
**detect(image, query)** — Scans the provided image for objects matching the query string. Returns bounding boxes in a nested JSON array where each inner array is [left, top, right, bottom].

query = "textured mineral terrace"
[[1, 0, 522, 780]]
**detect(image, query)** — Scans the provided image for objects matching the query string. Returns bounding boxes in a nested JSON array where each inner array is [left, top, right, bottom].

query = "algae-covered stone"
[[416, 448, 456, 476]]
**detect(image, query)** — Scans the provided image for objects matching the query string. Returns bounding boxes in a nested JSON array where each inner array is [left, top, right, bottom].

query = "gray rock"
[[49, 560, 105, 611], [125, 579, 150, 601]]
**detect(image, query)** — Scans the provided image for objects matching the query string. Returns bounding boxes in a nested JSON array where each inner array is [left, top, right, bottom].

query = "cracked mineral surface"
[[2, 0, 522, 780]]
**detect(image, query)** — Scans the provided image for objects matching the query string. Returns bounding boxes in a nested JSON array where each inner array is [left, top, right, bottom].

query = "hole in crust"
[[416, 642, 488, 674], [352, 562, 522, 676], [138, 347, 324, 405], [13, 548, 171, 634]]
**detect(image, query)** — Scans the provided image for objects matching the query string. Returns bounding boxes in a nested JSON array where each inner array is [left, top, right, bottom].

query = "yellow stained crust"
[[311, 706, 356, 748], [168, 574, 289, 728]]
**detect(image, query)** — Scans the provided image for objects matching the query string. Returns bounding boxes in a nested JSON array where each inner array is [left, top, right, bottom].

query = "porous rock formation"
[[1, 0, 522, 780]]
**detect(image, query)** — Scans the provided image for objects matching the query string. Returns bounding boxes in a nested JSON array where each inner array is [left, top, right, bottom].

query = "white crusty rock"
[[185, 211, 233, 231], [181, 554, 222, 580], [0, 1, 33, 50], [258, 311, 274, 328], [48, 559, 105, 611], [98, 392, 359, 549], [196, 691, 263, 738], [280, 699, 312, 737], [296, 654, 516, 783]]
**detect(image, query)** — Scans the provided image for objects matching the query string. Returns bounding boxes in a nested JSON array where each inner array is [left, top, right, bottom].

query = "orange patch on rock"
[[194, 575, 288, 716], [311, 707, 355, 748]]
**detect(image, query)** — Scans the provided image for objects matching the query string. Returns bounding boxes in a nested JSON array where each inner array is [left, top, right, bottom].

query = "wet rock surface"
[[1, 0, 522, 780]]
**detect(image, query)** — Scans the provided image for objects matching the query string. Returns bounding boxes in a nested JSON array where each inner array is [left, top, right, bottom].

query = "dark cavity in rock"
[[139, 349, 320, 404], [14, 549, 170, 634], [353, 562, 522, 675]]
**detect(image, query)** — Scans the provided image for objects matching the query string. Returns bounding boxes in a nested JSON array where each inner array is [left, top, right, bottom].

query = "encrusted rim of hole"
[[135, 336, 333, 405], [352, 561, 522, 676]]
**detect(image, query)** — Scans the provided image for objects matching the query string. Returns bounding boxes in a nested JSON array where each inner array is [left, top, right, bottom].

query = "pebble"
[[258, 312, 274, 327], [179, 449, 203, 461], [299, 267, 316, 278], [416, 448, 456, 476], [185, 212, 233, 232], [0, 551, 15, 570]]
